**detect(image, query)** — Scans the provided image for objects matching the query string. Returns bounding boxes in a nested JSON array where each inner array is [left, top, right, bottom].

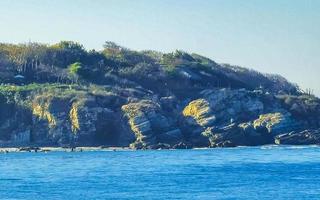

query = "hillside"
[[0, 41, 319, 149]]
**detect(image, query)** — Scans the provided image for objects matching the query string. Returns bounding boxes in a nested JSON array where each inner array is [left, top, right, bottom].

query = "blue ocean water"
[[0, 146, 320, 200]]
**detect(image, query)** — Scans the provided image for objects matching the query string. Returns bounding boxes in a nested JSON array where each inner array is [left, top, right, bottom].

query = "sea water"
[[0, 146, 320, 200]]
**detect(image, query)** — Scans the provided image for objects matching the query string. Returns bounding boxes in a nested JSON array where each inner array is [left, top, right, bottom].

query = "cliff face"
[[0, 41, 319, 148], [0, 85, 319, 149]]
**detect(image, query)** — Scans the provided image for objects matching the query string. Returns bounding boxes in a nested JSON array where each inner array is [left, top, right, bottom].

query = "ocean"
[[0, 146, 320, 200]]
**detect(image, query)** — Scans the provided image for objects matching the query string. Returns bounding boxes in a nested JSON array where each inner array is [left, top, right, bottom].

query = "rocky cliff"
[[0, 84, 319, 149], [0, 41, 319, 148]]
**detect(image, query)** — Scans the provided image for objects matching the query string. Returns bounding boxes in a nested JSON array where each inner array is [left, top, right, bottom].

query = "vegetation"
[[0, 83, 65, 92], [68, 62, 82, 75], [0, 41, 300, 97], [0, 40, 319, 148], [277, 94, 320, 126]]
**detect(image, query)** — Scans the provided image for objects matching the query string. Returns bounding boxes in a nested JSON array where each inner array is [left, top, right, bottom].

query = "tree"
[[102, 41, 124, 60], [47, 41, 87, 68]]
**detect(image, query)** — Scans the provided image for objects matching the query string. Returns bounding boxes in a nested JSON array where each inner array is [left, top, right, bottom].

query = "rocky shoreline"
[[0, 146, 131, 153], [1, 87, 320, 149], [0, 42, 319, 149], [1, 143, 320, 153]]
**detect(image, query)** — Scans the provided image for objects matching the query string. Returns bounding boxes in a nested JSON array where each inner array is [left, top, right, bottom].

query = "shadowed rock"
[[275, 129, 320, 145]]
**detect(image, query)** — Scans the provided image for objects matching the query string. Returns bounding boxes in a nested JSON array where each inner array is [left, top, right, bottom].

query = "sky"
[[0, 0, 319, 96]]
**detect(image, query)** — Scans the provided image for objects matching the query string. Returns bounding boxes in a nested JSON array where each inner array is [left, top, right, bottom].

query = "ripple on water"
[[0, 147, 319, 200]]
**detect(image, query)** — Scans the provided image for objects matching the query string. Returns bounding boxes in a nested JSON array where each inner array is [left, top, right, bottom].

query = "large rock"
[[208, 124, 245, 147], [201, 89, 264, 123], [180, 90, 268, 147], [206, 123, 272, 147], [121, 101, 157, 148], [253, 112, 301, 135], [275, 129, 320, 145], [122, 100, 183, 149]]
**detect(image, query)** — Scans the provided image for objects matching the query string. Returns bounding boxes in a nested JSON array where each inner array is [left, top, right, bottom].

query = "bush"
[[68, 62, 82, 75]]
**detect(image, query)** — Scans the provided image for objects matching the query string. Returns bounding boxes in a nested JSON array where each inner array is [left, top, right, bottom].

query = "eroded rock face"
[[0, 94, 33, 146], [180, 89, 266, 147], [202, 89, 264, 123], [208, 124, 245, 147], [253, 112, 302, 136], [69, 98, 124, 146], [275, 129, 320, 145], [180, 99, 214, 147], [182, 99, 216, 127], [11, 130, 31, 145], [121, 100, 183, 149], [0, 90, 146, 147], [31, 96, 71, 145], [203, 111, 303, 147], [179, 89, 310, 148], [0, 86, 319, 148], [204, 123, 272, 147]]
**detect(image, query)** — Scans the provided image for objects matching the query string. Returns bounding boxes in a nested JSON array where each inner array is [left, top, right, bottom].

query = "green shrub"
[[68, 62, 82, 75]]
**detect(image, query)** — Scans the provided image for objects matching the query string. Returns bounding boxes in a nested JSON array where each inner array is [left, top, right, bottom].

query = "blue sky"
[[0, 0, 319, 96]]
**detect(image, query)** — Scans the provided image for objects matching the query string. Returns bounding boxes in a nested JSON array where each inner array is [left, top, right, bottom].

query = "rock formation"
[[0, 41, 319, 148]]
